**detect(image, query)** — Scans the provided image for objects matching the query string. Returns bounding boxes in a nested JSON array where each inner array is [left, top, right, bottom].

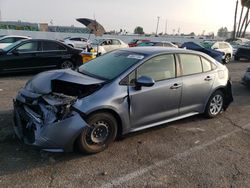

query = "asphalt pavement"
[[0, 62, 250, 188]]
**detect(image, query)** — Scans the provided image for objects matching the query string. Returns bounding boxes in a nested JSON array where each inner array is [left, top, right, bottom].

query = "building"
[[0, 20, 90, 34]]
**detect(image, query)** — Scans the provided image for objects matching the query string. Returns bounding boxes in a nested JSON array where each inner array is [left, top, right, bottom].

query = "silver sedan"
[[13, 47, 233, 154]]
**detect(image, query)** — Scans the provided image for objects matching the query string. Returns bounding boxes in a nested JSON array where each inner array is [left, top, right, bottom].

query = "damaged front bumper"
[[13, 89, 88, 152]]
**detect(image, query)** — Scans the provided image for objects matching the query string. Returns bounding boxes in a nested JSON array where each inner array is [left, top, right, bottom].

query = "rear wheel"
[[78, 112, 117, 154], [204, 90, 224, 118], [60, 60, 75, 69]]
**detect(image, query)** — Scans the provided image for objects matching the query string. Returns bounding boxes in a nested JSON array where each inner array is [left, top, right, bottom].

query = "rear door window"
[[201, 57, 212, 72], [42, 41, 66, 51], [70, 38, 81, 41], [112, 40, 121, 45], [180, 54, 202, 76], [14, 37, 27, 42]]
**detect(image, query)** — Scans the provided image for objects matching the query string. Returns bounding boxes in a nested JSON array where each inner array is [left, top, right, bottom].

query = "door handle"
[[170, 83, 182, 89], [204, 76, 212, 81]]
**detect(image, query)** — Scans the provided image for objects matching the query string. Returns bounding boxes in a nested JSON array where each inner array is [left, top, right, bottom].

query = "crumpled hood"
[[25, 69, 105, 94]]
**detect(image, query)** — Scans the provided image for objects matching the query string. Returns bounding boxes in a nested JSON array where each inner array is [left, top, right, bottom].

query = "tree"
[[217, 27, 228, 38], [190, 32, 195, 36], [134, 26, 144, 34]]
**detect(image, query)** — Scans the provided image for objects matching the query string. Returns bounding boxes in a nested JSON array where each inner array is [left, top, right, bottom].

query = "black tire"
[[223, 54, 231, 64], [78, 112, 117, 154], [204, 90, 224, 118], [60, 60, 75, 69]]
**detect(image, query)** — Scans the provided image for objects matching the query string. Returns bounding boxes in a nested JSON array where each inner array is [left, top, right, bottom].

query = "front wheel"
[[224, 54, 231, 64], [204, 90, 224, 118], [78, 112, 117, 154]]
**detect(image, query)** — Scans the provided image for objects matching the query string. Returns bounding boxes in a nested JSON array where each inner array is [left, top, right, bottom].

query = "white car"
[[64, 37, 90, 49], [0, 35, 31, 49], [91, 38, 128, 55], [210, 41, 233, 64]]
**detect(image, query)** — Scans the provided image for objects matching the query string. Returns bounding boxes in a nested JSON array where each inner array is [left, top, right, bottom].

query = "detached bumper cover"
[[13, 102, 88, 152]]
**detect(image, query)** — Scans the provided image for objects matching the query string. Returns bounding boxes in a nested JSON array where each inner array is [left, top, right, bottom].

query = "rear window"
[[43, 41, 66, 51]]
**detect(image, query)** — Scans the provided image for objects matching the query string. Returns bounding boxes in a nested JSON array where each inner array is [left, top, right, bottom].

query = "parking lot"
[[0, 61, 250, 188]]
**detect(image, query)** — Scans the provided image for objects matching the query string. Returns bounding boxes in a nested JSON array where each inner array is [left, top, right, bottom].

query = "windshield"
[[78, 50, 146, 80], [2, 40, 23, 52]]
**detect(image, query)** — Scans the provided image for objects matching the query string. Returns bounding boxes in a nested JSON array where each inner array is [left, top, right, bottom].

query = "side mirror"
[[135, 76, 155, 90], [12, 50, 20, 56]]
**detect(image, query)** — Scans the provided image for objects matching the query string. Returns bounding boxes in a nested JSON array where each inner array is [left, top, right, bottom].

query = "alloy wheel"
[[209, 94, 223, 115]]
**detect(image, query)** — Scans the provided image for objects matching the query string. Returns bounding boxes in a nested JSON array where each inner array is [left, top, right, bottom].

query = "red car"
[[128, 39, 150, 47]]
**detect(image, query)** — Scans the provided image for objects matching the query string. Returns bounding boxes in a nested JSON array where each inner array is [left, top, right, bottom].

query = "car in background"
[[0, 39, 82, 74], [63, 37, 90, 49], [138, 41, 178, 48], [128, 39, 150, 47], [0, 35, 31, 49], [210, 42, 233, 64], [181, 42, 224, 63], [234, 47, 250, 61], [13, 47, 233, 154], [90, 38, 128, 55], [242, 66, 250, 87]]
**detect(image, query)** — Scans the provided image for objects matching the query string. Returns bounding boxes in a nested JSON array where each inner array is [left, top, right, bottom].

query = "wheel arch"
[[86, 109, 123, 138], [206, 83, 233, 111]]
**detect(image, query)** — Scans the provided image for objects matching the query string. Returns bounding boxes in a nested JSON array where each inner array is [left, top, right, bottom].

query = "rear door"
[[128, 54, 182, 129], [178, 54, 215, 114], [102, 40, 112, 52], [39, 41, 68, 68], [111, 39, 122, 50]]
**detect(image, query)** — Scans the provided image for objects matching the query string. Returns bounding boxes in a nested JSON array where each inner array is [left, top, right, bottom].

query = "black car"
[[235, 47, 250, 61], [0, 39, 82, 74], [242, 66, 250, 87]]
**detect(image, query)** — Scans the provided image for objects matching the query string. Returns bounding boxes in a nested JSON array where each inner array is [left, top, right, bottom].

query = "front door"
[[0, 41, 42, 72], [129, 54, 182, 129]]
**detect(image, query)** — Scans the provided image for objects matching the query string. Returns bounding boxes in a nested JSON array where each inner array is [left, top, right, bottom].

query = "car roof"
[[0, 35, 30, 38], [120, 46, 199, 55], [18, 39, 63, 43]]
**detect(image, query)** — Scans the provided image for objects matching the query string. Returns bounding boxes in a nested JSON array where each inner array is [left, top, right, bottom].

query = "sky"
[[0, 0, 244, 35]]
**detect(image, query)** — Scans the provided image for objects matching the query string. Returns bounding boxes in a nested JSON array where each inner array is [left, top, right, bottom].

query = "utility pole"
[[155, 16, 160, 35], [165, 19, 168, 35]]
